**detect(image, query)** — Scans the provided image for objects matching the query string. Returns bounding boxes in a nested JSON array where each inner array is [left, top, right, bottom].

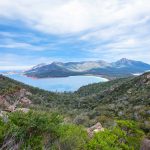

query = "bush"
[[0, 110, 145, 150], [87, 120, 144, 150], [1, 111, 62, 149], [53, 124, 89, 150], [0, 118, 8, 145]]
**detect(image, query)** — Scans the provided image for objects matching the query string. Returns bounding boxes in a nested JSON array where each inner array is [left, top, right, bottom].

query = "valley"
[[0, 72, 150, 149]]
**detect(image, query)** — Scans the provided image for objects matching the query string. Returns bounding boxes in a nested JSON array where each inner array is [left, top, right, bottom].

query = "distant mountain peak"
[[120, 58, 129, 61], [51, 62, 64, 67], [52, 61, 62, 64], [117, 58, 131, 63], [114, 58, 134, 66], [31, 63, 47, 70]]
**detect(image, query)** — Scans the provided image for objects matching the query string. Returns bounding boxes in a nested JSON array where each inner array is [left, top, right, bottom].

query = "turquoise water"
[[5, 74, 108, 92]]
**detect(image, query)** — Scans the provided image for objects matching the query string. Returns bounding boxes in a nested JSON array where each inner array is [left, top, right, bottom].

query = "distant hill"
[[25, 58, 150, 79]]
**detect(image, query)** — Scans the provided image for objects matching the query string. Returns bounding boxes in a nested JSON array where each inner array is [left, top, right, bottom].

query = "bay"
[[5, 74, 108, 92]]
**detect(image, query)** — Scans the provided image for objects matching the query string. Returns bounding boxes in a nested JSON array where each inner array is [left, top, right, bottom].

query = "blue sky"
[[0, 0, 150, 70]]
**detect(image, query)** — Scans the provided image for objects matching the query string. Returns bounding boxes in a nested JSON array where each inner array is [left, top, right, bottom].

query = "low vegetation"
[[0, 111, 144, 149], [0, 72, 150, 149]]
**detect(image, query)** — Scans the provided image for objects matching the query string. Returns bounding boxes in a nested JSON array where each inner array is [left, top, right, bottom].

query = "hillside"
[[25, 58, 150, 79], [0, 73, 150, 128], [0, 73, 150, 149], [75, 72, 150, 129]]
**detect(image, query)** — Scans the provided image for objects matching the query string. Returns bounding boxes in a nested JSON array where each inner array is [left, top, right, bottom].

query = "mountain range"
[[25, 58, 150, 79]]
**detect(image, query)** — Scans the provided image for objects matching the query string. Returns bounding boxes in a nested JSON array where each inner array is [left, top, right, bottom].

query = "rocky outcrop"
[[5, 105, 16, 112], [141, 138, 150, 150], [87, 122, 104, 137], [19, 97, 32, 107], [14, 108, 30, 113], [146, 74, 150, 79], [0, 111, 8, 123], [0, 96, 10, 109], [12, 89, 32, 99], [0, 88, 32, 112]]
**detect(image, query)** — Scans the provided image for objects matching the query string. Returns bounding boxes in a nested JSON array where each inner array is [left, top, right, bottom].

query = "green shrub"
[[0, 118, 8, 145], [52, 124, 89, 150], [1, 111, 62, 149], [0, 110, 145, 150], [87, 120, 144, 150]]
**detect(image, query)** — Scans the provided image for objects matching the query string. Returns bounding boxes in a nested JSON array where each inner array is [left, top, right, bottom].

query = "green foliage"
[[76, 78, 131, 97], [115, 120, 144, 149], [0, 118, 7, 144], [0, 110, 89, 150], [0, 111, 62, 149], [0, 74, 149, 130], [0, 110, 145, 150], [87, 120, 144, 150], [88, 129, 122, 150], [0, 73, 149, 149], [53, 124, 89, 150]]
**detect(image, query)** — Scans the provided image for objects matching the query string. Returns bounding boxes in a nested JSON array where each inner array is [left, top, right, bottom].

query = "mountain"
[[62, 60, 110, 72], [88, 58, 150, 78], [25, 60, 110, 78], [112, 58, 150, 71], [25, 62, 84, 78], [24, 58, 150, 79], [31, 63, 47, 70]]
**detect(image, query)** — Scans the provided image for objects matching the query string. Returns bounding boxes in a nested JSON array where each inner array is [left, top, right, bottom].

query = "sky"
[[0, 0, 150, 70]]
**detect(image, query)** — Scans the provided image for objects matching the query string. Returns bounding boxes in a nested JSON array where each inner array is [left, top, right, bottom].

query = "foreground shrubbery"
[[0, 111, 145, 150], [0, 111, 62, 149], [1, 74, 149, 136], [88, 120, 144, 150]]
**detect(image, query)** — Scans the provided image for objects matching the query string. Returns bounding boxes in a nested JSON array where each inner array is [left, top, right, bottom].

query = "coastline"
[[4, 73, 109, 92], [24, 73, 110, 81]]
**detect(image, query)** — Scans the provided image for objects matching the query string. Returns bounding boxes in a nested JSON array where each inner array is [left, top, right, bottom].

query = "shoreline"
[[3, 73, 110, 93], [24, 74, 110, 81]]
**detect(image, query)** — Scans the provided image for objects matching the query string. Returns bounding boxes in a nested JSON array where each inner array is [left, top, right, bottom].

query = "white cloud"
[[0, 39, 52, 51], [0, 65, 33, 71], [0, 0, 150, 34], [0, 0, 150, 64], [0, 53, 66, 70]]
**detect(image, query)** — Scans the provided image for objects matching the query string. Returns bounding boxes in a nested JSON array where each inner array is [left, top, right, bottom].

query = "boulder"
[[0, 111, 8, 123], [141, 138, 150, 150], [19, 89, 26, 98], [19, 97, 31, 106], [5, 105, 16, 112], [16, 89, 31, 98], [14, 108, 30, 113], [0, 95, 10, 108], [146, 74, 150, 79], [87, 122, 104, 137], [0, 111, 4, 118], [26, 91, 32, 96]]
